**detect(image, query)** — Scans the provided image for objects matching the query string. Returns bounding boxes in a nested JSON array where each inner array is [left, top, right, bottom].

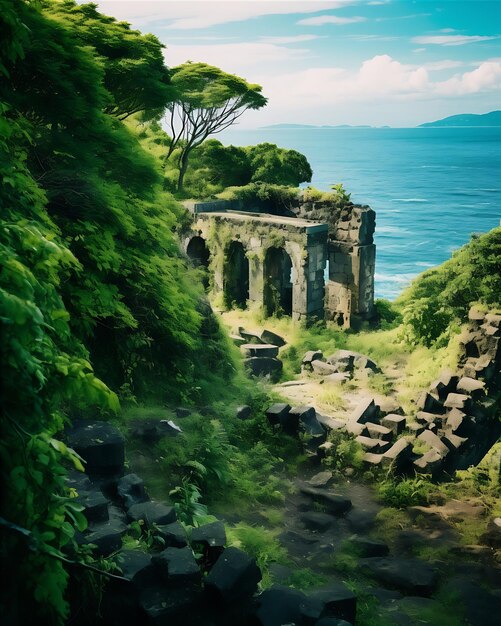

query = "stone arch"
[[224, 240, 249, 309], [264, 246, 293, 317], [186, 236, 210, 288]]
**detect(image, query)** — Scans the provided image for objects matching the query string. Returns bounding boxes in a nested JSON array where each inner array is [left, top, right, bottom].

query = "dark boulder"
[[191, 520, 227, 567], [154, 521, 187, 548], [241, 343, 279, 358], [65, 420, 125, 477], [299, 486, 352, 516], [204, 547, 261, 604], [115, 549, 156, 589], [140, 585, 202, 626], [83, 518, 127, 556], [261, 329, 286, 347], [300, 583, 357, 624], [117, 473, 149, 508], [127, 501, 176, 528], [244, 356, 283, 382], [359, 557, 438, 596], [152, 546, 200, 585], [253, 584, 306, 626], [300, 511, 334, 532], [78, 490, 110, 524], [236, 405, 252, 420], [265, 403, 291, 427], [349, 536, 389, 558]]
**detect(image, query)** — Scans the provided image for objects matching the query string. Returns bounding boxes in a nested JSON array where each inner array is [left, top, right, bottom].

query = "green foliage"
[[323, 431, 365, 474], [178, 139, 313, 199], [169, 478, 213, 527], [218, 182, 301, 213], [377, 475, 434, 508], [374, 298, 402, 329], [398, 227, 501, 346], [227, 523, 287, 587]]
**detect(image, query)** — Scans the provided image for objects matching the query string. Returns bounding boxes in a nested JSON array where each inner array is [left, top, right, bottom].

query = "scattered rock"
[[349, 536, 389, 558], [154, 521, 187, 548], [479, 517, 501, 548], [261, 329, 286, 347], [302, 350, 323, 371], [117, 473, 149, 509], [381, 414, 406, 435], [115, 549, 155, 589], [364, 422, 393, 441], [191, 520, 227, 566], [360, 557, 438, 596], [244, 356, 283, 382], [241, 343, 279, 358], [153, 546, 200, 585], [238, 327, 264, 344], [300, 511, 334, 532], [444, 392, 472, 411], [307, 471, 333, 488], [175, 407, 191, 418], [78, 490, 110, 524], [254, 584, 306, 626], [316, 414, 345, 431], [299, 486, 352, 516], [127, 501, 176, 528], [416, 392, 445, 415], [300, 584, 357, 624], [83, 518, 127, 556], [266, 403, 291, 427], [236, 405, 252, 420], [457, 376, 486, 398], [204, 547, 261, 604], [65, 420, 125, 477], [350, 398, 379, 425], [312, 360, 340, 376]]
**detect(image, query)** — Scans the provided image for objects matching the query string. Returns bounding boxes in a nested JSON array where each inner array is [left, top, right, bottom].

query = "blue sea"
[[220, 127, 501, 300]]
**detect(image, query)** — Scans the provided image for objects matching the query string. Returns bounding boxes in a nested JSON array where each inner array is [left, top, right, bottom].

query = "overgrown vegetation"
[[398, 226, 501, 346]]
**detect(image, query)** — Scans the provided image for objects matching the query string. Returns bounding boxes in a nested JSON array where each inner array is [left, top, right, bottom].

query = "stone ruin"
[[182, 196, 376, 327]]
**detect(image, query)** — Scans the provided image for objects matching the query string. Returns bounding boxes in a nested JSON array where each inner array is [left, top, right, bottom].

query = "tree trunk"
[[177, 148, 190, 192]]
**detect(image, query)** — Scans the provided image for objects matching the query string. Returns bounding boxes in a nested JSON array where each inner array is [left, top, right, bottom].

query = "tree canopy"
[[164, 62, 267, 191]]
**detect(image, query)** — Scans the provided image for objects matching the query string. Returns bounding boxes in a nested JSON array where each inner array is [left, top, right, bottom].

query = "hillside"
[[419, 110, 501, 127]]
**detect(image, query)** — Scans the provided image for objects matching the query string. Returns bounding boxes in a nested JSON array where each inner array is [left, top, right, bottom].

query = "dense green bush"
[[398, 227, 501, 346]]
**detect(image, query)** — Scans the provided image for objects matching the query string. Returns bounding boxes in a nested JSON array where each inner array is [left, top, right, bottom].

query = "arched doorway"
[[224, 241, 249, 308], [264, 247, 293, 317], [187, 236, 210, 288]]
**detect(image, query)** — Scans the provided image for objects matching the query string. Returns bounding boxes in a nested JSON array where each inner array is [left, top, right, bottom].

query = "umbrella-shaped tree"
[[164, 62, 267, 192]]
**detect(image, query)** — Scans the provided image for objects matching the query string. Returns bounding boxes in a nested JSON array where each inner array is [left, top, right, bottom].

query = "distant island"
[[419, 110, 501, 127]]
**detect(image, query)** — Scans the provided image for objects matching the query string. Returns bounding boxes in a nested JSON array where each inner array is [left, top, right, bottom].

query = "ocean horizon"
[[220, 126, 501, 301]]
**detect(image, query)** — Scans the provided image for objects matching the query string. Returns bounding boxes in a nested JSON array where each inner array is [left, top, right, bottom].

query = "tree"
[[164, 62, 267, 192], [246, 143, 312, 186]]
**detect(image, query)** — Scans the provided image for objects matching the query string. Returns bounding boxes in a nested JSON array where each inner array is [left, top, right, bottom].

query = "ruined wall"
[[184, 212, 328, 322], [293, 199, 376, 325]]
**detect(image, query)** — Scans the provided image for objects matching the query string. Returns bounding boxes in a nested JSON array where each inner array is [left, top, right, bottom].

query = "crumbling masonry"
[[182, 197, 376, 326]]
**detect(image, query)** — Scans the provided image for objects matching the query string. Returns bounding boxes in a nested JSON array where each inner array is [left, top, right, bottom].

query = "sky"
[[90, 1, 501, 127]]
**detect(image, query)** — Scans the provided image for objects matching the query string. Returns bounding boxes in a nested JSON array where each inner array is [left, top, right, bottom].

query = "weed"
[[377, 475, 434, 508], [283, 568, 327, 590]]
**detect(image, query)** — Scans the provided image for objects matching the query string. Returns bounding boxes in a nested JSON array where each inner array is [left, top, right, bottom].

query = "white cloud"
[[367, 1, 391, 5], [437, 61, 501, 94], [259, 34, 324, 44], [251, 55, 501, 112], [412, 35, 499, 46], [413, 48, 426, 53], [439, 28, 457, 34], [297, 15, 367, 26], [92, 1, 358, 30]]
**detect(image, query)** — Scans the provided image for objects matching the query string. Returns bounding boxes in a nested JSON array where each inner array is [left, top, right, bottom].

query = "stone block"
[[364, 422, 393, 441], [238, 327, 264, 344], [300, 584, 357, 624], [382, 439, 412, 468], [254, 584, 306, 626], [355, 435, 382, 452], [456, 376, 486, 398], [312, 360, 339, 375], [444, 393, 472, 411], [414, 450, 444, 474], [117, 474, 149, 509], [417, 392, 445, 414], [241, 343, 279, 358], [349, 536, 389, 557], [115, 549, 155, 589], [65, 420, 125, 477], [265, 403, 291, 427], [299, 486, 352, 515], [153, 546, 200, 585], [417, 430, 449, 457], [155, 521, 187, 548], [204, 547, 261, 603], [350, 398, 379, 424], [260, 329, 286, 347], [78, 490, 109, 524], [300, 511, 334, 532], [244, 357, 282, 382], [84, 519, 127, 556], [381, 414, 406, 435], [127, 501, 176, 528], [359, 557, 438, 596], [442, 433, 468, 452]]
